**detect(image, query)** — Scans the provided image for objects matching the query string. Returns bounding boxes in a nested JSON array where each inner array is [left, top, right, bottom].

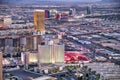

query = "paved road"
[[8, 69, 78, 80], [8, 69, 41, 80], [49, 71, 77, 80]]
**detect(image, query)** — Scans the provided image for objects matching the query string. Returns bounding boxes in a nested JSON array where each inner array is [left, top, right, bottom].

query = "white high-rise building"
[[38, 44, 64, 65]]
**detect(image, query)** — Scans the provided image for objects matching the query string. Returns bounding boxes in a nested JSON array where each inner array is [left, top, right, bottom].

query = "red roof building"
[[64, 51, 90, 63]]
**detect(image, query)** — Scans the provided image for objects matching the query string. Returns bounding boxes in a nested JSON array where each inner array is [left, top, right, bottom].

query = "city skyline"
[[0, 0, 120, 80]]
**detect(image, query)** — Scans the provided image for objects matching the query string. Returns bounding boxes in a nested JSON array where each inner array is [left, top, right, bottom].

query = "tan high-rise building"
[[25, 35, 42, 51], [32, 35, 42, 50], [4, 16, 12, 26], [34, 10, 45, 34], [21, 52, 38, 64], [0, 52, 2, 80], [0, 16, 12, 28]]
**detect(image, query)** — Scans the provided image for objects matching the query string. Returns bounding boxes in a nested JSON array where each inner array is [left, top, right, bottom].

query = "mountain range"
[[0, 0, 101, 4], [102, 0, 120, 3], [0, 0, 120, 4]]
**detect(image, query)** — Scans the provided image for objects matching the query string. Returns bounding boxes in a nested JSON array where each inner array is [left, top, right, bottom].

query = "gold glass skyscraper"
[[34, 10, 45, 34]]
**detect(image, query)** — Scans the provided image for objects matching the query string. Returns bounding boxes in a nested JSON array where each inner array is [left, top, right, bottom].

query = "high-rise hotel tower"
[[0, 52, 2, 80], [34, 10, 45, 34]]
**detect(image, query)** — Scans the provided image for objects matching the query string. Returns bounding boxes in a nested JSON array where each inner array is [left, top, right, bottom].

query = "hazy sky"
[[40, 0, 101, 2], [47, 0, 101, 2]]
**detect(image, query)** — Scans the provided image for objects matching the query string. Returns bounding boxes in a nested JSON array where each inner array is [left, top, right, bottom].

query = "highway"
[[8, 69, 42, 80], [8, 69, 78, 80]]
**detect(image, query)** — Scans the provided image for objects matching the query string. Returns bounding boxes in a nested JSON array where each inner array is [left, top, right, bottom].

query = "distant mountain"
[[0, 0, 101, 4], [102, 0, 120, 3], [1, 0, 36, 3], [0, 0, 65, 5]]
